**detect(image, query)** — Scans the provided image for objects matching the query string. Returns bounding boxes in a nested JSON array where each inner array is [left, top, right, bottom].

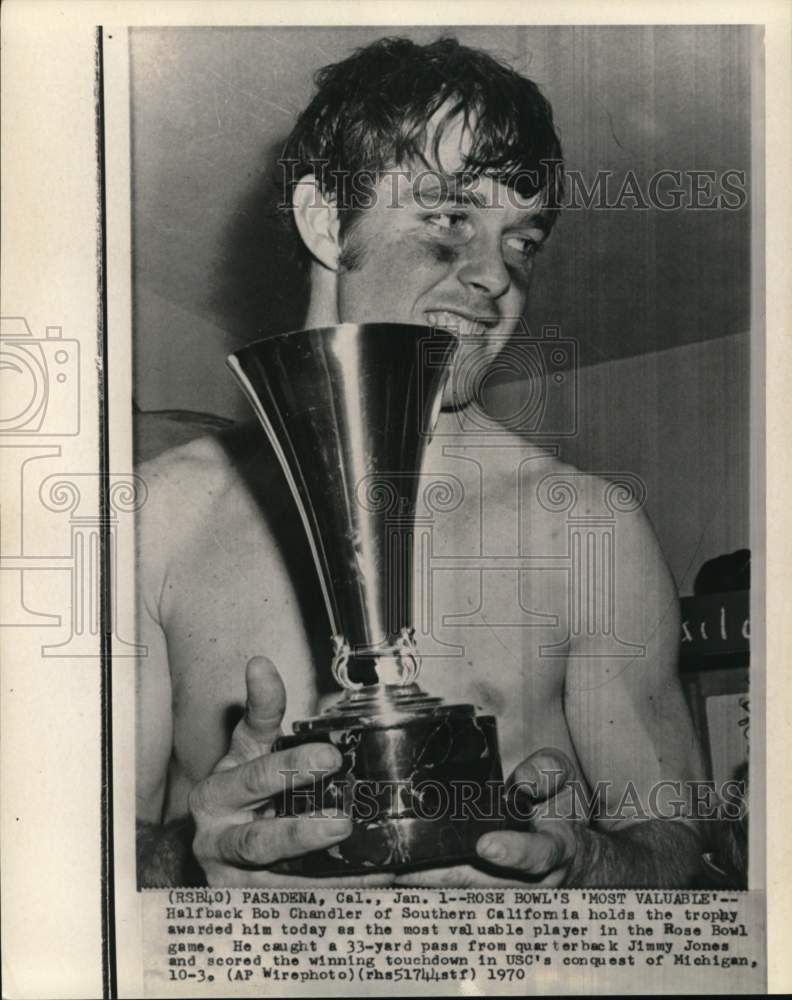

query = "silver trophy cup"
[[227, 323, 504, 875]]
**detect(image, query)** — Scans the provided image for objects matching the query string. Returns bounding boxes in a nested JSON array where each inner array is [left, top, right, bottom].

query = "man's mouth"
[[424, 310, 497, 337]]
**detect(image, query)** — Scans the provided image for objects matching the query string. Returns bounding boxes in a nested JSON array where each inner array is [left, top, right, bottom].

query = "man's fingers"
[[217, 657, 287, 770], [509, 747, 575, 803], [194, 742, 343, 816], [476, 829, 573, 877], [243, 656, 287, 741], [218, 815, 353, 867]]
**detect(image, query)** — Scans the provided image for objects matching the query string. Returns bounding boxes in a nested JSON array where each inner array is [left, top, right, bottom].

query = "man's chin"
[[440, 390, 476, 413]]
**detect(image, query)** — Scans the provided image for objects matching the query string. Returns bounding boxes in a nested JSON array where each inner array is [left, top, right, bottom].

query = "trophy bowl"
[[228, 324, 505, 876]]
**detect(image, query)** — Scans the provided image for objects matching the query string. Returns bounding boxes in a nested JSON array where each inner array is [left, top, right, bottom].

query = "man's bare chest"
[[163, 455, 573, 782]]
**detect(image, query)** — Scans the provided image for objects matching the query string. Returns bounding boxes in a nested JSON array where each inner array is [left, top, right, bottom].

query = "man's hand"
[[474, 748, 581, 885], [395, 746, 708, 889], [395, 748, 582, 888], [190, 657, 392, 887]]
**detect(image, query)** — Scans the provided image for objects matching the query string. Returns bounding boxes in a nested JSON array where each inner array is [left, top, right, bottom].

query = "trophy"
[[227, 324, 504, 875]]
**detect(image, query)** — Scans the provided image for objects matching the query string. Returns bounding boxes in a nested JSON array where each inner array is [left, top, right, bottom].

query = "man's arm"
[[136, 817, 203, 889], [135, 466, 195, 886], [136, 613, 205, 888], [553, 488, 711, 887], [563, 815, 705, 887]]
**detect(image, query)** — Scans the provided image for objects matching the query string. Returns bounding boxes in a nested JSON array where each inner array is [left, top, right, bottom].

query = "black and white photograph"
[[124, 20, 764, 991], [2, 4, 790, 997], [132, 24, 752, 886]]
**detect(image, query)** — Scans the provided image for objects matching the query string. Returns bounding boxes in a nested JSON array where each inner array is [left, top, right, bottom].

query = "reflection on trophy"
[[227, 324, 504, 875]]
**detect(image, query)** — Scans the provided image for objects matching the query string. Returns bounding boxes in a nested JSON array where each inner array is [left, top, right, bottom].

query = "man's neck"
[[303, 264, 339, 329]]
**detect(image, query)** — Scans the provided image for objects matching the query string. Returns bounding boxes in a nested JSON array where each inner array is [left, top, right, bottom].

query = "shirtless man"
[[136, 36, 708, 888]]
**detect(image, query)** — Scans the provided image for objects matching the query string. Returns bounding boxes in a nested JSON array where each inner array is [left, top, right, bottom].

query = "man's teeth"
[[425, 311, 488, 336]]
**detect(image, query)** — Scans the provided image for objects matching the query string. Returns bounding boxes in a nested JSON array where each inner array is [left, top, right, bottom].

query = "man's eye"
[[505, 235, 545, 259], [425, 212, 468, 233]]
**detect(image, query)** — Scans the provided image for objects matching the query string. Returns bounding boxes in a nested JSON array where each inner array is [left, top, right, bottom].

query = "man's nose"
[[456, 238, 510, 299]]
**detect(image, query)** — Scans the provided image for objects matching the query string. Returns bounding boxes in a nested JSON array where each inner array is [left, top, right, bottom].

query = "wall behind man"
[[130, 26, 753, 590]]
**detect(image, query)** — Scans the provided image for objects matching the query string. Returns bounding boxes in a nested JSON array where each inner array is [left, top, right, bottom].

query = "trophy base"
[[270, 695, 504, 877], [271, 815, 501, 878]]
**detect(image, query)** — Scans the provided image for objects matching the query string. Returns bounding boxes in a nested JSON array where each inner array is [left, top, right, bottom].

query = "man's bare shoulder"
[[512, 447, 647, 526], [135, 424, 275, 575], [135, 425, 280, 618], [460, 429, 581, 501], [517, 450, 675, 607], [137, 424, 266, 510], [138, 433, 232, 503], [501, 444, 665, 581]]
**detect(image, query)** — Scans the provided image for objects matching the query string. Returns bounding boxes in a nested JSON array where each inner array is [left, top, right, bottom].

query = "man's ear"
[[292, 176, 341, 270]]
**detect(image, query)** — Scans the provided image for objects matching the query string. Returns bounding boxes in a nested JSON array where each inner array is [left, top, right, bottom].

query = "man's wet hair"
[[280, 35, 565, 244]]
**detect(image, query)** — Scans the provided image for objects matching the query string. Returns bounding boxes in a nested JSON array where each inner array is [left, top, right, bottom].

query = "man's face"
[[333, 131, 551, 407]]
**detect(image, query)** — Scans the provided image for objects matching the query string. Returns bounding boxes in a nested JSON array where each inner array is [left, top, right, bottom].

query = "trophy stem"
[[331, 626, 421, 689]]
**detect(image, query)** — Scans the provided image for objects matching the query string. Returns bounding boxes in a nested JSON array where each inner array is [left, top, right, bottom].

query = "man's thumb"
[[242, 655, 287, 744], [510, 748, 574, 803]]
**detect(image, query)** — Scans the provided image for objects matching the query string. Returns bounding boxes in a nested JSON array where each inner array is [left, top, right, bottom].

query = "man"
[[136, 36, 708, 888]]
